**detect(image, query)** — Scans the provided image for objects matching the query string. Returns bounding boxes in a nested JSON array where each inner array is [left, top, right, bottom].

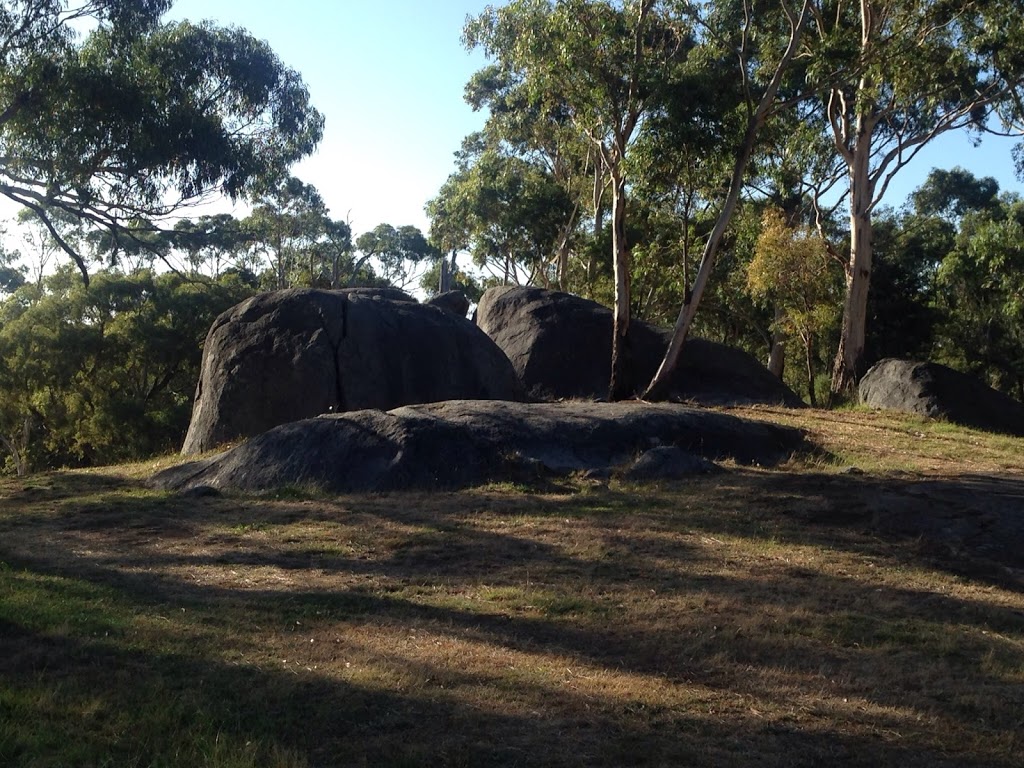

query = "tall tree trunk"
[[344, 251, 375, 288], [555, 202, 578, 291], [438, 258, 449, 294], [643, 0, 812, 400], [608, 170, 632, 401], [831, 119, 875, 397]]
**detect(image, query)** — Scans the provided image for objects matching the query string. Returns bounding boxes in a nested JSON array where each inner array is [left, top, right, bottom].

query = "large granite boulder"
[[859, 358, 1024, 436], [181, 288, 524, 454], [475, 286, 803, 406], [155, 400, 806, 494]]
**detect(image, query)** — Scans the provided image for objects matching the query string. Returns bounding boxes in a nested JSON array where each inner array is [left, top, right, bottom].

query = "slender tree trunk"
[[608, 170, 632, 401], [804, 330, 817, 407], [0, 419, 29, 477], [588, 162, 606, 289], [0, 434, 24, 477], [555, 202, 578, 291], [768, 307, 786, 379], [438, 258, 449, 294], [643, 0, 812, 400], [831, 122, 875, 397], [344, 252, 375, 288]]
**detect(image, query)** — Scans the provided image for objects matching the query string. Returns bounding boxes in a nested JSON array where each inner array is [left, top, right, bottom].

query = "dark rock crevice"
[[180, 289, 523, 455]]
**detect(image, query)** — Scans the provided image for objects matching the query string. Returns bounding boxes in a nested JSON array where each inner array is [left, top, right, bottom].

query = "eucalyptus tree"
[[244, 176, 329, 289], [933, 195, 1024, 399], [0, 0, 323, 286], [426, 137, 574, 287], [0, 265, 252, 472], [351, 224, 437, 290], [806, 0, 1024, 396], [644, 0, 814, 399], [910, 166, 1001, 223], [746, 207, 841, 405], [463, 67, 594, 290], [14, 206, 87, 284], [0, 241, 24, 295], [464, 0, 693, 399], [171, 214, 253, 278]]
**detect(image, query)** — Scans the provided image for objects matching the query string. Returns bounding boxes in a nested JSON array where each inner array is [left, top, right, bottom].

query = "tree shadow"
[[2, 469, 1023, 766]]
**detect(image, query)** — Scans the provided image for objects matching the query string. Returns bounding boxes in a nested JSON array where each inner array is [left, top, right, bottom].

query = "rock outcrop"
[[181, 289, 523, 454], [475, 286, 803, 406], [155, 400, 805, 494], [859, 358, 1024, 436]]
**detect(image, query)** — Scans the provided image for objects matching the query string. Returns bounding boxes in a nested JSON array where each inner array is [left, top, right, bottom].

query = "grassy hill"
[[2, 406, 1023, 767]]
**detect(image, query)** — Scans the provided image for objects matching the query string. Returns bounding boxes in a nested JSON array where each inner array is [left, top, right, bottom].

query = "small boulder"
[[475, 286, 803, 406], [623, 446, 720, 481], [859, 358, 1024, 436], [426, 290, 470, 318], [181, 288, 523, 455]]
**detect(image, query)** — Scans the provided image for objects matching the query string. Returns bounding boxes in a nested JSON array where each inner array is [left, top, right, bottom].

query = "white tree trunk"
[[609, 170, 632, 400], [768, 308, 786, 379], [831, 114, 875, 396]]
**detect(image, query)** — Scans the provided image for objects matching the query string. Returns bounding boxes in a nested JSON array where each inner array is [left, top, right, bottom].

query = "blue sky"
[[165, 0, 1023, 235], [167, 0, 494, 236], [8, 0, 1020, 248]]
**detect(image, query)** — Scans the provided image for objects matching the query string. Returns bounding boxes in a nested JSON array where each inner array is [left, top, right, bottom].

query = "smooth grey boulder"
[[859, 358, 1024, 436], [475, 286, 803, 406], [154, 400, 805, 494], [181, 289, 524, 455]]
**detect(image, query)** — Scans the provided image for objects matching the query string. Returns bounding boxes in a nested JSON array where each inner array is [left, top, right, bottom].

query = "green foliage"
[[418, 260, 485, 303], [808, 0, 1024, 392], [910, 167, 1001, 221], [0, 267, 254, 472], [747, 208, 842, 404], [0, 0, 323, 285], [934, 197, 1024, 398], [866, 210, 951, 363], [427, 141, 573, 285], [0, 243, 24, 295], [353, 223, 436, 290]]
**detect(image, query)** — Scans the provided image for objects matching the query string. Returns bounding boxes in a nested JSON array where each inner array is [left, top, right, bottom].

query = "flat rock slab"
[[152, 400, 805, 494]]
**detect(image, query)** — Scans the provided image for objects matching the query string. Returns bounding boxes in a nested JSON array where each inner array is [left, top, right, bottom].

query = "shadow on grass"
[[2, 469, 1023, 766]]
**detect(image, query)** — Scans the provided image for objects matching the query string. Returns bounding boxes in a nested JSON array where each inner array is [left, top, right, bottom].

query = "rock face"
[[181, 289, 524, 454], [154, 400, 805, 494], [475, 286, 803, 406], [859, 358, 1024, 436]]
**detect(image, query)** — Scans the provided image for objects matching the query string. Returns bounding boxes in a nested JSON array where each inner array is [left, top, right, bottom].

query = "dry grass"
[[2, 406, 1024, 767]]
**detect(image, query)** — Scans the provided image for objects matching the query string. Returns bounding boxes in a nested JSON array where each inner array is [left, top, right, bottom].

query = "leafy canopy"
[[0, 0, 324, 284]]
